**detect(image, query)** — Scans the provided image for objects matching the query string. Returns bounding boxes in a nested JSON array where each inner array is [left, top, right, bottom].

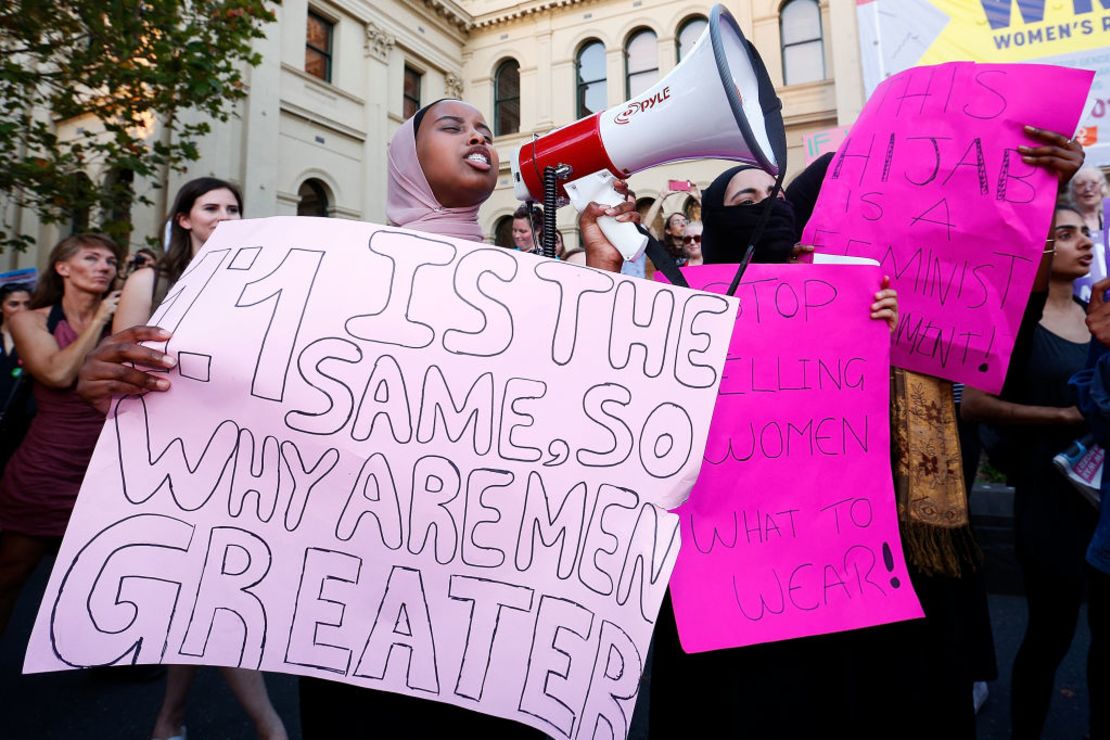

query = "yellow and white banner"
[[857, 0, 1110, 165]]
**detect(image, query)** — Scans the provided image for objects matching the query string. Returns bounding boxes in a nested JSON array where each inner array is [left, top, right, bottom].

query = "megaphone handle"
[[564, 171, 649, 262], [597, 214, 648, 262]]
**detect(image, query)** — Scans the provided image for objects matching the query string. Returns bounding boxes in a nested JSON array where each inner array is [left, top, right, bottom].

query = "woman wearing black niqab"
[[700, 164, 798, 265]]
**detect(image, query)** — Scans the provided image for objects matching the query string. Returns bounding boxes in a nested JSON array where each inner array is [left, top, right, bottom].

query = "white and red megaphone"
[[510, 4, 786, 261]]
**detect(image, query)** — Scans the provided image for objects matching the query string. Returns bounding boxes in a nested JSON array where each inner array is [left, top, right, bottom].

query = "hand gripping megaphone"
[[510, 4, 787, 261]]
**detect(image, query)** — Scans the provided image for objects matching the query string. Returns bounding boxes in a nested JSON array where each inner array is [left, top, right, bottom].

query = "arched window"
[[676, 16, 707, 62], [67, 172, 93, 235], [624, 28, 658, 98], [780, 0, 825, 85], [575, 39, 607, 118], [493, 215, 514, 248], [494, 59, 520, 136], [297, 179, 330, 217]]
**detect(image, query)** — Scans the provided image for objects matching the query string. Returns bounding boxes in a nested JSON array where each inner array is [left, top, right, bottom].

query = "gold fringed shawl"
[[890, 368, 980, 577]]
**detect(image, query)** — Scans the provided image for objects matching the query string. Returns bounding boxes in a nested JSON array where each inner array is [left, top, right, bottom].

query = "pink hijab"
[[386, 109, 485, 242]]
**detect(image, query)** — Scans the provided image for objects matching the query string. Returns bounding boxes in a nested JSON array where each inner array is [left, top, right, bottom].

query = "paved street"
[[0, 485, 1092, 739]]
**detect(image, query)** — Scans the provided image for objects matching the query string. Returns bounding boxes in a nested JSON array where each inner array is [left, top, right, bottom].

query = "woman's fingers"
[[790, 243, 815, 261], [1021, 125, 1085, 184], [1023, 125, 1071, 147]]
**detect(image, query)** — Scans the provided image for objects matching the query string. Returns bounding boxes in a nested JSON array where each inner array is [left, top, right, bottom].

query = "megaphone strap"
[[725, 170, 787, 297], [643, 230, 689, 289]]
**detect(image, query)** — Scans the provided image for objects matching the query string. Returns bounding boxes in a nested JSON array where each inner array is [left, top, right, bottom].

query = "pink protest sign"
[[667, 263, 923, 653], [802, 62, 1094, 392], [802, 125, 851, 165], [24, 218, 738, 739]]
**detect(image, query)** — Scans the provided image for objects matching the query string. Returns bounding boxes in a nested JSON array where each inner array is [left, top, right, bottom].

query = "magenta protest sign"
[[24, 218, 738, 739], [666, 263, 923, 653], [802, 62, 1093, 392]]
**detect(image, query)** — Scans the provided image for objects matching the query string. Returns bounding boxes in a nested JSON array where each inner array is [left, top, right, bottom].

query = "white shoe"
[[154, 727, 186, 740], [973, 682, 989, 714]]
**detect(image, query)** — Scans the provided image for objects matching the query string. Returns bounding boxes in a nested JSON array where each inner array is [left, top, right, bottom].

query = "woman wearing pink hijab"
[[384, 98, 635, 261], [73, 98, 639, 738], [294, 98, 640, 738]]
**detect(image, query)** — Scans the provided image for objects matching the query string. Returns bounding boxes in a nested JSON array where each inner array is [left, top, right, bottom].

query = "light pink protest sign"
[[666, 263, 923, 653], [802, 62, 1093, 392], [25, 218, 738, 739], [802, 125, 851, 165]]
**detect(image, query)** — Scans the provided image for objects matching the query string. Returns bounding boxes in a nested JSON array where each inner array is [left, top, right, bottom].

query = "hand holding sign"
[[665, 263, 922, 652], [802, 62, 1094, 392], [29, 217, 738, 739], [1018, 125, 1087, 186]]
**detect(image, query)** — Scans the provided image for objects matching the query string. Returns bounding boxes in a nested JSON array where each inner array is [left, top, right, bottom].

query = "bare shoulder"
[[10, 306, 49, 333], [123, 266, 157, 293], [115, 267, 157, 331]]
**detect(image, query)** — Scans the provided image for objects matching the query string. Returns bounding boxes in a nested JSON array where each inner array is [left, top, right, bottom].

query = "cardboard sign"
[[666, 264, 923, 653], [803, 62, 1093, 392], [802, 125, 852, 165], [25, 217, 738, 739]]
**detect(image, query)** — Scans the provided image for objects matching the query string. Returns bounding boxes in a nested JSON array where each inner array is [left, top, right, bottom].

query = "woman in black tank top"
[[963, 205, 1101, 738]]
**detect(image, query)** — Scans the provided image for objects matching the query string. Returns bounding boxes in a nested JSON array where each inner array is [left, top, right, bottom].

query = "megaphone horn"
[[510, 3, 787, 261]]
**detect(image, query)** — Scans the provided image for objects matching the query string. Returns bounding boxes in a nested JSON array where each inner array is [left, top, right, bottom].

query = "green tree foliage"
[[0, 0, 277, 251]]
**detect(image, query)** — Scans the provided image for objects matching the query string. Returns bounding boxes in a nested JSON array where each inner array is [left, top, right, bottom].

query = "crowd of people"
[[0, 96, 1106, 739]]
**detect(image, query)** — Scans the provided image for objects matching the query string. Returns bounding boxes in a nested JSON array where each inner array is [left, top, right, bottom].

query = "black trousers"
[[1011, 476, 1098, 739], [298, 676, 546, 738], [1088, 564, 1110, 740]]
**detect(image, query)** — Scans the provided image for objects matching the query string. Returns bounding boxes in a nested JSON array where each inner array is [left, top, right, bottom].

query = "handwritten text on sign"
[[25, 218, 737, 739], [667, 264, 923, 653], [802, 62, 1093, 392]]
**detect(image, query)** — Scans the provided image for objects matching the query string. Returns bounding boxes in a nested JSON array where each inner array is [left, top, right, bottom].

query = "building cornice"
[[467, 0, 590, 30], [420, 0, 474, 30]]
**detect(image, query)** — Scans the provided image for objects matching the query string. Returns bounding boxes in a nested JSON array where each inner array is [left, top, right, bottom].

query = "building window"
[[781, 0, 825, 85], [494, 59, 520, 136], [676, 16, 707, 62], [624, 28, 658, 98], [305, 11, 333, 82], [403, 66, 422, 120], [67, 172, 93, 235], [297, 179, 330, 217], [575, 40, 607, 118]]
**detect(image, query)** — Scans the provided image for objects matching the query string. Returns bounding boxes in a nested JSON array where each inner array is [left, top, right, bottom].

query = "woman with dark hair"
[[109, 177, 286, 740], [114, 177, 242, 331], [76, 99, 635, 738], [661, 211, 688, 262], [511, 203, 543, 253], [0, 233, 121, 636], [649, 161, 899, 740], [699, 164, 798, 265], [963, 203, 1101, 739], [0, 282, 34, 474]]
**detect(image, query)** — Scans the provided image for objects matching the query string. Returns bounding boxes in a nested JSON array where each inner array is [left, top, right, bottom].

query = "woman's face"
[[683, 221, 703, 259], [416, 100, 498, 209], [1052, 209, 1094, 280], [665, 213, 687, 236], [1071, 171, 1107, 210], [178, 188, 242, 250], [723, 168, 783, 206], [56, 245, 118, 294], [512, 217, 534, 250], [1, 290, 30, 325]]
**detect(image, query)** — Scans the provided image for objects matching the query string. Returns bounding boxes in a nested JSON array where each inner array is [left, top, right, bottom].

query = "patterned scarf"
[[890, 368, 979, 576]]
